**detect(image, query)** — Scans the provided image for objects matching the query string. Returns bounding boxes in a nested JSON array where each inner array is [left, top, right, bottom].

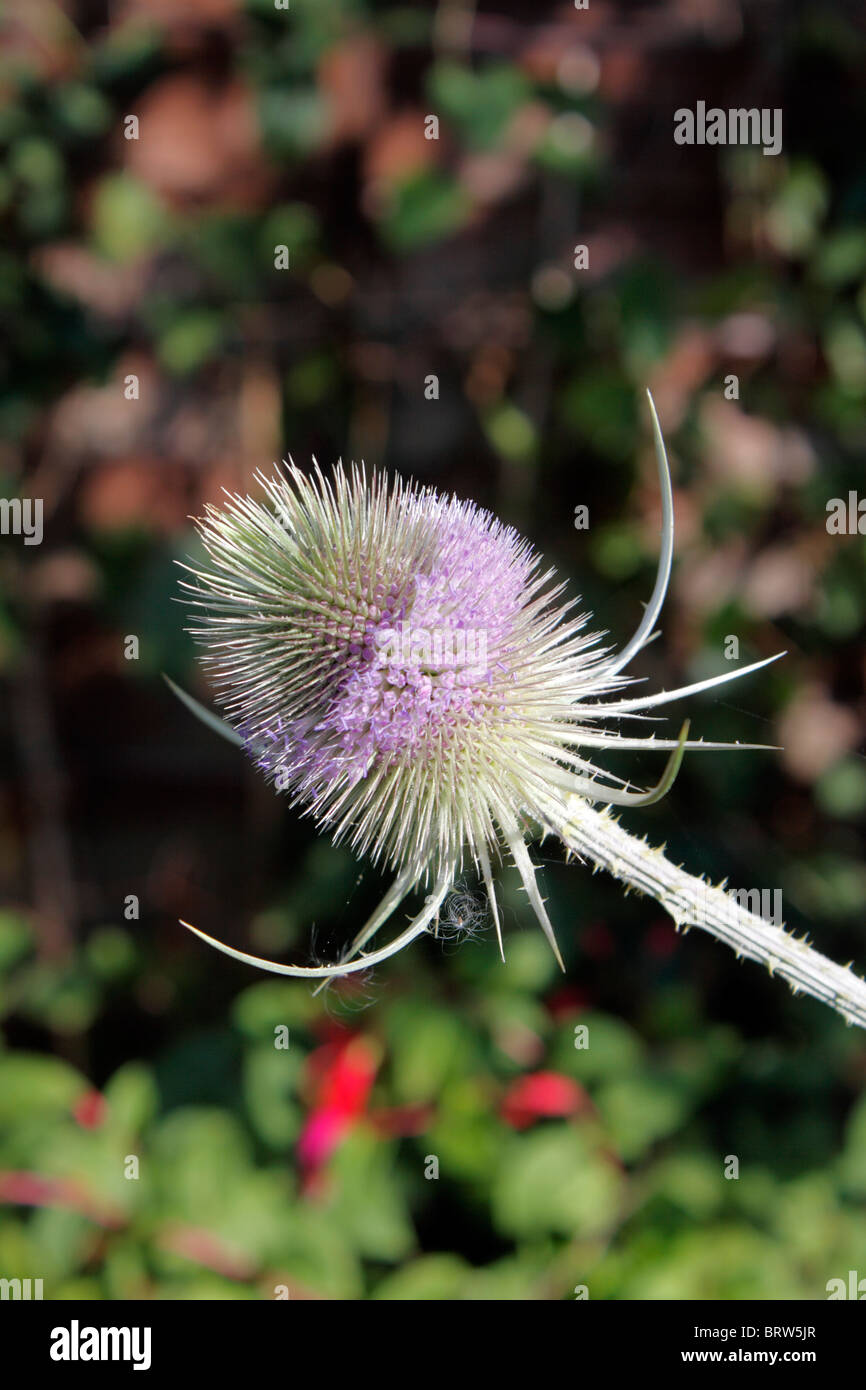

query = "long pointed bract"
[[180, 865, 451, 979], [602, 390, 675, 678]]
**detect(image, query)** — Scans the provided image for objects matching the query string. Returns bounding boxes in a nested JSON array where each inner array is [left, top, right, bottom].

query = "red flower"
[[0, 1171, 121, 1227], [297, 1035, 380, 1179], [500, 1071, 589, 1130], [73, 1089, 107, 1130], [545, 984, 591, 1020]]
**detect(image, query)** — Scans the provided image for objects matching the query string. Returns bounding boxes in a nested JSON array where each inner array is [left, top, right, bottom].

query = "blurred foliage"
[[0, 0, 865, 1299], [2, 909, 866, 1299]]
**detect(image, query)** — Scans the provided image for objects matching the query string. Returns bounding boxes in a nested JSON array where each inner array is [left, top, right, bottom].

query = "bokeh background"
[[1, 0, 866, 1300]]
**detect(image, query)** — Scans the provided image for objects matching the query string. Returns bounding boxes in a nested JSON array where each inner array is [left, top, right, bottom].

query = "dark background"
[[1, 0, 865, 1299]]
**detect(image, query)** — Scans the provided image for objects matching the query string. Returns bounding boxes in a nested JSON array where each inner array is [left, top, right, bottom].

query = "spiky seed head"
[[177, 400, 787, 984], [182, 462, 614, 881]]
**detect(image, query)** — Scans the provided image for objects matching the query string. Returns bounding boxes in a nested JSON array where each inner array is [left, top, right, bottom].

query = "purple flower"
[[176, 396, 784, 987]]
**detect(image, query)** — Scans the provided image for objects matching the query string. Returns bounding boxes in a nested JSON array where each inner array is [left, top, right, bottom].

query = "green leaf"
[[259, 203, 320, 269], [428, 61, 529, 150], [813, 227, 866, 285], [426, 1078, 501, 1185], [264, 1206, 362, 1301], [103, 1063, 159, 1139], [561, 369, 638, 461], [232, 979, 318, 1038], [90, 173, 169, 262], [258, 88, 330, 158], [816, 757, 866, 818], [327, 1130, 414, 1263], [84, 926, 137, 982], [384, 999, 471, 1103], [242, 1044, 303, 1149], [0, 1054, 86, 1123], [373, 1254, 472, 1300], [595, 1073, 691, 1161], [482, 402, 537, 463], [606, 1225, 802, 1300], [15, 961, 100, 1034], [645, 1153, 726, 1220], [0, 912, 33, 974], [549, 1010, 646, 1084], [378, 172, 472, 253], [157, 310, 225, 376], [492, 1127, 624, 1239]]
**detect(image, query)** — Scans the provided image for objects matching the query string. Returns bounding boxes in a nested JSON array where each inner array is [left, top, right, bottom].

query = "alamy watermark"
[[50, 1321, 151, 1370], [0, 1277, 43, 1299], [827, 1270, 866, 1299], [674, 102, 782, 157], [376, 623, 488, 676], [0, 497, 42, 545], [826, 492, 866, 534], [683, 885, 783, 929]]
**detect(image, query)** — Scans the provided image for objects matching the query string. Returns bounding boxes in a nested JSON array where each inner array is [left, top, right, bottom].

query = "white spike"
[[500, 816, 565, 971], [589, 651, 786, 715], [602, 390, 674, 678]]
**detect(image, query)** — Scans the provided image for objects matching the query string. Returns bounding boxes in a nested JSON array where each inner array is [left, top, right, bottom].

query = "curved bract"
[[179, 863, 451, 978]]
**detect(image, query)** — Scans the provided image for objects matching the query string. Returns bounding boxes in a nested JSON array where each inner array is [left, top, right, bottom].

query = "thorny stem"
[[559, 795, 866, 1031]]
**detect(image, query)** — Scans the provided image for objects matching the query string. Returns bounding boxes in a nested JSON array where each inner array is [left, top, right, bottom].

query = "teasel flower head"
[[173, 396, 866, 1031]]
